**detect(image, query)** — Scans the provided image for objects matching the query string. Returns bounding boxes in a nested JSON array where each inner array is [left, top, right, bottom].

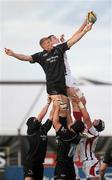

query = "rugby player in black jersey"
[[52, 101, 85, 180], [5, 20, 93, 114], [23, 97, 52, 180]]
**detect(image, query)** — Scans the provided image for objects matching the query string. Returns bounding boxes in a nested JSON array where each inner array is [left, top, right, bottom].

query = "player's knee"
[[60, 102, 68, 110]]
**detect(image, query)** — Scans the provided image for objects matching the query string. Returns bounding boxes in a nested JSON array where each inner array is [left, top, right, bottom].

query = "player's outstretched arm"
[[60, 19, 87, 43], [4, 48, 32, 61], [73, 95, 93, 129], [74, 18, 88, 35], [67, 22, 93, 48], [37, 96, 51, 122]]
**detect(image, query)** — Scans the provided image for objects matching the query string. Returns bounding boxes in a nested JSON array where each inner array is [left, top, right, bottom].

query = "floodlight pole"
[[17, 128, 22, 166]]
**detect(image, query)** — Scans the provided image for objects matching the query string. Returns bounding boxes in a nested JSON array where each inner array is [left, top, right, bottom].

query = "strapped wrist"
[[78, 102, 84, 109], [83, 28, 87, 33]]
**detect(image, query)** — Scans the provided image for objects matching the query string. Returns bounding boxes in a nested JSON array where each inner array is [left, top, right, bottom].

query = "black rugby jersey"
[[31, 42, 69, 86], [57, 125, 81, 144], [25, 119, 52, 166]]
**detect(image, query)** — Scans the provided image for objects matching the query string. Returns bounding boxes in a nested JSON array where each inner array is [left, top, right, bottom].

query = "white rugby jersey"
[[64, 53, 79, 88], [80, 126, 99, 162], [64, 53, 71, 76], [54, 43, 72, 76], [54, 43, 78, 86]]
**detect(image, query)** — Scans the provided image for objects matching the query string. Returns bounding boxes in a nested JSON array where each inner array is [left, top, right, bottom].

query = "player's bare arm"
[[49, 104, 55, 121], [73, 95, 93, 129], [4, 48, 33, 62], [60, 34, 65, 43], [60, 19, 87, 43], [74, 18, 88, 35], [67, 23, 93, 48], [37, 96, 51, 121], [66, 110, 74, 129]]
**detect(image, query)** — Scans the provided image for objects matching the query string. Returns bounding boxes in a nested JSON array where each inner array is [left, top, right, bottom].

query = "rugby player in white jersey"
[[73, 95, 105, 180]]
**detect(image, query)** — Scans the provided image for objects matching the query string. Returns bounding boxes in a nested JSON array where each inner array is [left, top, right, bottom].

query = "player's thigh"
[[50, 94, 68, 102], [50, 94, 68, 117], [67, 87, 86, 105]]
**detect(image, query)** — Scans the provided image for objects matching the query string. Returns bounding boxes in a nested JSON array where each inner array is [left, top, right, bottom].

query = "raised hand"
[[83, 22, 93, 33], [71, 94, 80, 104], [87, 11, 97, 24], [47, 95, 52, 105], [4, 48, 14, 56], [60, 34, 65, 43]]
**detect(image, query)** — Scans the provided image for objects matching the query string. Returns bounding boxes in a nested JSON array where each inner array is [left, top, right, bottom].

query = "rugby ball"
[[88, 11, 97, 23]]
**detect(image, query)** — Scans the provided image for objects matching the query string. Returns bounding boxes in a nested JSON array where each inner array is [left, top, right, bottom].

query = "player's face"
[[42, 39, 53, 51], [93, 119, 100, 126], [51, 36, 60, 45]]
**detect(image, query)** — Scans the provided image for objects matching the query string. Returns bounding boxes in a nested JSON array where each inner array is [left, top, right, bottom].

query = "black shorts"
[[47, 82, 67, 96], [24, 163, 44, 180], [54, 160, 76, 180]]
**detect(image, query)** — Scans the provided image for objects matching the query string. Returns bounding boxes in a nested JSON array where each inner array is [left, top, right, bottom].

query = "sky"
[[0, 0, 112, 135]]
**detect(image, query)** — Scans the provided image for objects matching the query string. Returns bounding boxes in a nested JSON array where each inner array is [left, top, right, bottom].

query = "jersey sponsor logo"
[[51, 90, 58, 94], [43, 53, 48, 57], [46, 56, 59, 63], [60, 174, 66, 177], [61, 127, 67, 133], [40, 135, 47, 141]]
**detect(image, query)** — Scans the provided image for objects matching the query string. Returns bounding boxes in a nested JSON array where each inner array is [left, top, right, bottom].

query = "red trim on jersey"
[[73, 111, 82, 121], [89, 161, 99, 176], [85, 136, 97, 160]]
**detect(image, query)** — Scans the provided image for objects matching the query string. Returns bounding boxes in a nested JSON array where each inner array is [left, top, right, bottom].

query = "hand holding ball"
[[87, 11, 97, 24]]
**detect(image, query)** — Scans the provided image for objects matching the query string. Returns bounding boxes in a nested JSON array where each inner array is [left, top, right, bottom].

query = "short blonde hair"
[[39, 37, 49, 47]]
